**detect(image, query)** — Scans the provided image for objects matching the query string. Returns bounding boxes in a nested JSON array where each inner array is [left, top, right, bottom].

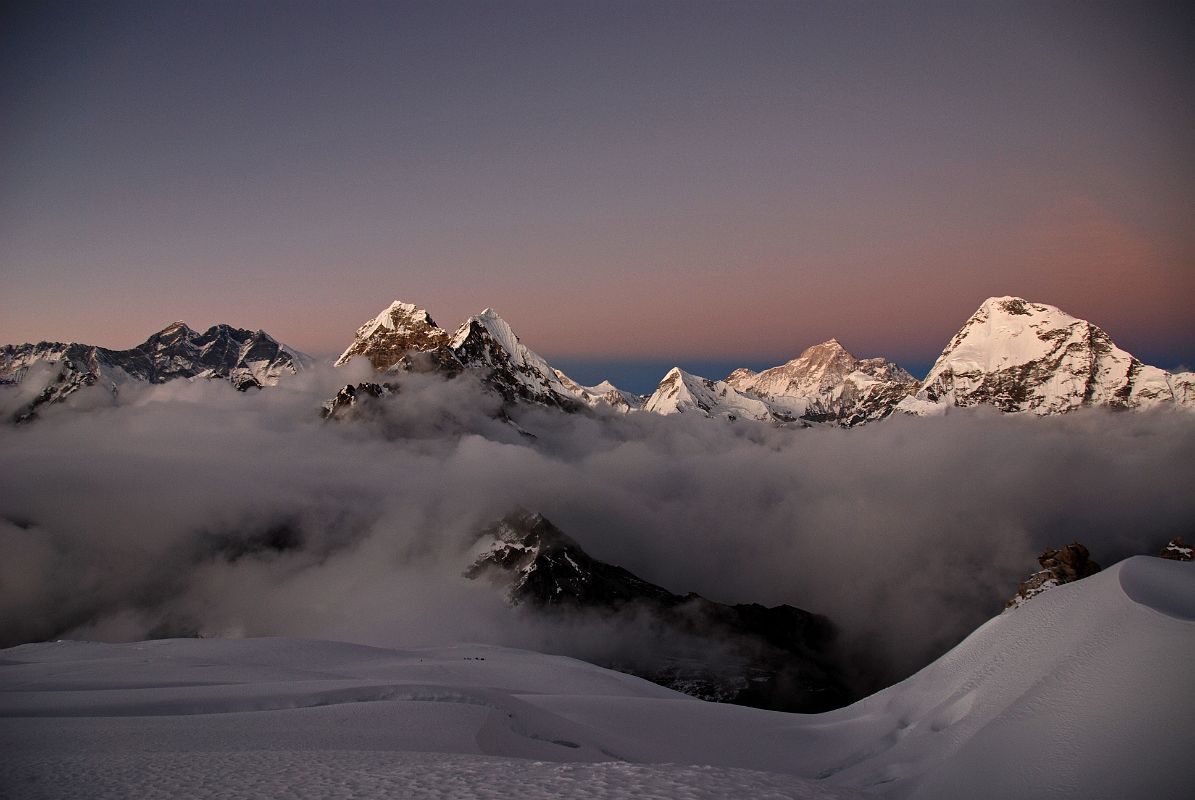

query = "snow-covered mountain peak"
[[719, 339, 916, 426], [152, 321, 196, 343], [644, 367, 777, 421], [904, 295, 1194, 414], [725, 367, 756, 382], [452, 308, 522, 357], [335, 300, 452, 370], [447, 309, 578, 407], [811, 337, 846, 352]]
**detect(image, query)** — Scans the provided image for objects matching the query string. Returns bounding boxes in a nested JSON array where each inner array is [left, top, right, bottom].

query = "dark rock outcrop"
[[466, 509, 853, 712], [1160, 537, 1194, 561], [1006, 542, 1102, 609], [321, 382, 397, 420]]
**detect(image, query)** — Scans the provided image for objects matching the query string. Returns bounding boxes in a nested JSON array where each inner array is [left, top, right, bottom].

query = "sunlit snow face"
[[1, 364, 1193, 685]]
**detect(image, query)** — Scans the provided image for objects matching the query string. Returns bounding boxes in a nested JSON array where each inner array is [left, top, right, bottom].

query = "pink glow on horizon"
[[1, 2, 1190, 368]]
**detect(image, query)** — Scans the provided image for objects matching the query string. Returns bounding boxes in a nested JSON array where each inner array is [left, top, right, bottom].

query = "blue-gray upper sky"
[[2, 0, 1192, 380]]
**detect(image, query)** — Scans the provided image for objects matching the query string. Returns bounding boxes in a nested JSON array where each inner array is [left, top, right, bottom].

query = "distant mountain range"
[[3, 296, 1192, 423], [324, 295, 1195, 423], [0, 323, 308, 422]]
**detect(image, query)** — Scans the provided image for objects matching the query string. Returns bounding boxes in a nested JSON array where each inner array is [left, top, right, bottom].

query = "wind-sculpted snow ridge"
[[901, 296, 1195, 416], [0, 323, 308, 422], [1, 557, 1190, 799]]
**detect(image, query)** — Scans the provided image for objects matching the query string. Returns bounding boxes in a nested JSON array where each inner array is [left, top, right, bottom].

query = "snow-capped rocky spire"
[[448, 309, 577, 406], [334, 300, 452, 370]]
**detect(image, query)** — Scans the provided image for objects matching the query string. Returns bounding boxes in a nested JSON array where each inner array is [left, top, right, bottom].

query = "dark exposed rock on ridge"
[[1006, 542, 1102, 609], [466, 509, 854, 713]]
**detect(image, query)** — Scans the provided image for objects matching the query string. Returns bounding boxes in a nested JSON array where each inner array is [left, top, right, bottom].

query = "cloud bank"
[[2, 367, 1192, 686]]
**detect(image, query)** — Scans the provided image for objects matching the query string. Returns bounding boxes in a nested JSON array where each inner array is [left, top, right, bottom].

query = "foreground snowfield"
[[1, 557, 1190, 799]]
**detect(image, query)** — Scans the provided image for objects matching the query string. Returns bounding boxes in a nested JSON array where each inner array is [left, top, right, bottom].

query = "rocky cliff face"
[[1006, 542, 1102, 609], [466, 510, 853, 712], [1, 323, 306, 422], [320, 382, 396, 420], [903, 297, 1194, 415], [333, 301, 456, 372]]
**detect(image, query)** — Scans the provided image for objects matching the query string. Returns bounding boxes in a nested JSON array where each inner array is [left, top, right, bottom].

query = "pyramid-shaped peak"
[[150, 321, 196, 344], [796, 338, 856, 363], [660, 366, 692, 382], [369, 299, 423, 322], [453, 308, 522, 355], [349, 300, 444, 340], [335, 299, 450, 369]]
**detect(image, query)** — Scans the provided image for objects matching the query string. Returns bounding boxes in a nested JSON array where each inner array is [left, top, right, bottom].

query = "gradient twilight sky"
[[2, 0, 1192, 384]]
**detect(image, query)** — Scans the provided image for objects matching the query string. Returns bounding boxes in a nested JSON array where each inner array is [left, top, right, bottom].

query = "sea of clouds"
[[2, 364, 1192, 687]]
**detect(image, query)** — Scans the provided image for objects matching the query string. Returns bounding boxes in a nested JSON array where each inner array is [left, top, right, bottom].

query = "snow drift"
[[1, 557, 1190, 799]]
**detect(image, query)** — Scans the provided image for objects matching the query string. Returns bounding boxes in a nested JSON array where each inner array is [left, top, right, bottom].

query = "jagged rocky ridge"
[[0, 323, 307, 422], [328, 301, 642, 418], [465, 509, 854, 712]]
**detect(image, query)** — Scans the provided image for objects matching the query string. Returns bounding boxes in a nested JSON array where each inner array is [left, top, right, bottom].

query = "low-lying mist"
[[2, 364, 1192, 688]]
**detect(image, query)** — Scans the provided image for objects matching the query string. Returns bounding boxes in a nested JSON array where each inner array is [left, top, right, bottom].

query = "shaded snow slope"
[[2, 557, 1190, 799]]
